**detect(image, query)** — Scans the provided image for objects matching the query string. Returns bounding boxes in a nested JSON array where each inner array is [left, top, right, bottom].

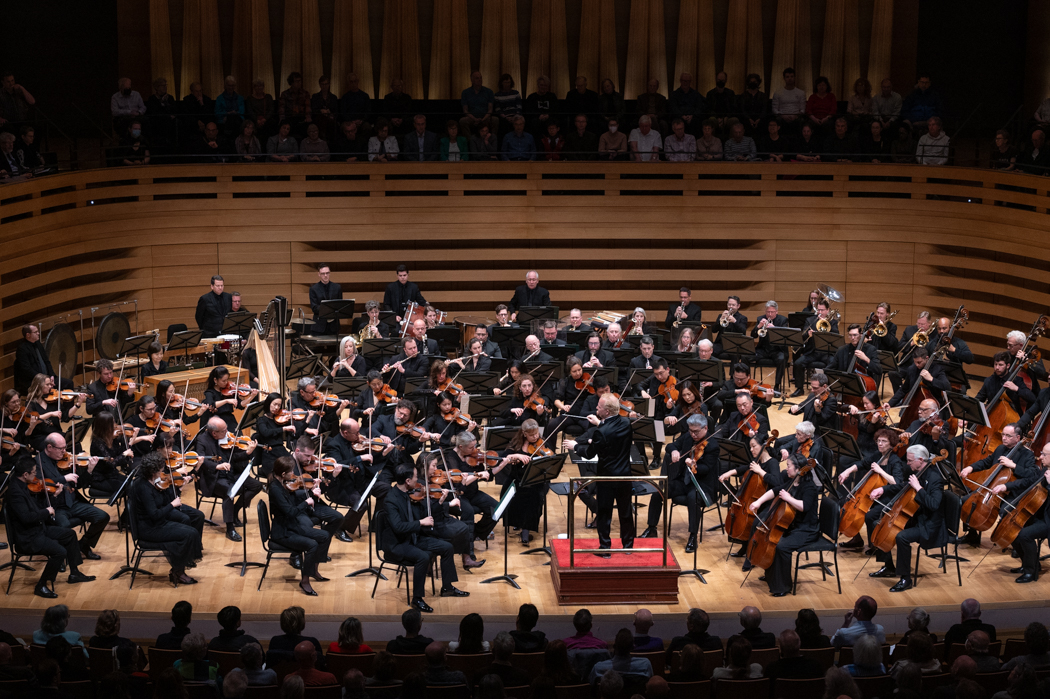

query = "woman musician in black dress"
[[131, 451, 203, 586], [267, 456, 333, 596], [140, 342, 168, 382], [88, 411, 133, 498], [419, 392, 477, 449], [494, 419, 550, 546], [331, 337, 367, 378], [203, 366, 258, 432], [253, 393, 296, 477], [22, 374, 84, 452]]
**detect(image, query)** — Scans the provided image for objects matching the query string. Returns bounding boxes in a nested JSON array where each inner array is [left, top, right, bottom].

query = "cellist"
[[719, 433, 781, 563], [1008, 443, 1050, 583], [887, 347, 950, 410], [975, 352, 1036, 415], [775, 422, 824, 465], [747, 452, 820, 597], [867, 444, 945, 592], [836, 429, 905, 552], [639, 414, 719, 553]]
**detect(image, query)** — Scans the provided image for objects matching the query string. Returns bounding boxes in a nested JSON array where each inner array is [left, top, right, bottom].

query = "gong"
[[96, 311, 131, 359]]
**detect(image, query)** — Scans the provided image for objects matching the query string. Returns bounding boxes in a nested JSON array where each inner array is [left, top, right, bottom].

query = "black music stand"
[[318, 299, 355, 325], [719, 333, 755, 362], [457, 372, 500, 394], [377, 310, 398, 327], [718, 439, 752, 469], [346, 471, 386, 579], [428, 326, 460, 354], [487, 357, 508, 377], [466, 396, 511, 423], [331, 377, 368, 400], [480, 485, 521, 588], [222, 311, 256, 338], [361, 338, 402, 360], [611, 349, 635, 368], [542, 345, 577, 363], [286, 355, 319, 382], [517, 306, 560, 325], [766, 327, 804, 350], [623, 369, 654, 394], [946, 391, 991, 476], [491, 327, 531, 358], [520, 453, 566, 559], [630, 417, 662, 445], [943, 362, 969, 388], [119, 334, 155, 371], [564, 330, 591, 347], [168, 330, 204, 362], [813, 332, 844, 356], [524, 361, 562, 388], [787, 312, 813, 330], [225, 443, 267, 576], [675, 359, 724, 385], [877, 350, 899, 396], [586, 366, 618, 386], [681, 467, 713, 584], [106, 462, 154, 581], [821, 429, 862, 497], [482, 426, 520, 454], [824, 370, 869, 401], [405, 379, 435, 417]]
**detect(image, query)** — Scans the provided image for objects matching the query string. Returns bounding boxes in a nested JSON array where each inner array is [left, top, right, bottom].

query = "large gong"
[[44, 322, 78, 381], [96, 312, 131, 359]]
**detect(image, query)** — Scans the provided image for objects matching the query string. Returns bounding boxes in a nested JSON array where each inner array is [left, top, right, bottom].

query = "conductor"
[[564, 393, 635, 558]]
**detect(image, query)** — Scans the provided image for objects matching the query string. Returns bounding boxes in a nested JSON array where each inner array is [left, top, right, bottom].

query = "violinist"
[[489, 305, 519, 332], [1, 389, 30, 458], [157, 434, 206, 535], [85, 359, 136, 421], [23, 374, 84, 452], [790, 299, 838, 397], [718, 364, 774, 422], [409, 319, 440, 356], [541, 320, 567, 346], [423, 360, 453, 398], [473, 325, 503, 359], [507, 270, 550, 323], [449, 337, 492, 373], [752, 301, 788, 390], [575, 333, 614, 370], [155, 380, 201, 429], [289, 437, 348, 539], [384, 462, 467, 614], [663, 381, 706, 436], [353, 371, 394, 419], [323, 418, 375, 513], [1009, 443, 1050, 583], [545, 359, 596, 443], [38, 434, 109, 561], [331, 336, 366, 378], [132, 451, 203, 586], [721, 393, 769, 444], [87, 411, 134, 498], [309, 263, 343, 335], [5, 460, 94, 598], [495, 373, 548, 427], [565, 394, 636, 557], [601, 323, 632, 353], [748, 452, 820, 597], [829, 324, 883, 385], [139, 341, 169, 382], [640, 414, 719, 553], [204, 366, 258, 433], [870, 303, 900, 354], [843, 391, 888, 467], [788, 371, 839, 433], [419, 392, 476, 448], [498, 419, 550, 546], [712, 296, 747, 358], [975, 352, 1037, 416], [420, 451, 486, 571], [958, 424, 1039, 549], [492, 360, 523, 397], [628, 336, 661, 371], [290, 377, 342, 437], [666, 287, 703, 329], [126, 396, 164, 457], [195, 417, 264, 542], [837, 429, 905, 553], [887, 347, 950, 409], [445, 431, 503, 540], [867, 444, 945, 592], [371, 399, 424, 506], [383, 265, 428, 324], [268, 457, 332, 597], [382, 337, 429, 395], [673, 327, 698, 356], [253, 393, 295, 476], [775, 422, 825, 467], [351, 300, 390, 339], [1008, 330, 1048, 392]]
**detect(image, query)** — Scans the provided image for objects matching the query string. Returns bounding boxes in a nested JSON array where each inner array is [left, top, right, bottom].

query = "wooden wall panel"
[[526, 0, 570, 98], [279, 0, 324, 93], [380, 0, 425, 100], [577, 0, 619, 91], [771, 0, 812, 99], [232, 0, 276, 98], [624, 0, 668, 98], [868, 0, 894, 85], [149, 0, 175, 95], [479, 0, 522, 97], [428, 0, 472, 100], [331, 0, 375, 97]]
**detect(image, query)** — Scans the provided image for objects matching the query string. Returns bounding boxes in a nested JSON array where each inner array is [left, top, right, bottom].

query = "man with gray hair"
[[195, 416, 263, 541], [472, 631, 530, 688], [629, 115, 661, 161], [916, 116, 949, 165], [0, 131, 30, 179], [728, 606, 775, 651], [752, 300, 788, 391], [640, 414, 717, 553], [867, 444, 945, 591], [1007, 330, 1048, 387], [508, 270, 550, 321], [944, 598, 997, 648]]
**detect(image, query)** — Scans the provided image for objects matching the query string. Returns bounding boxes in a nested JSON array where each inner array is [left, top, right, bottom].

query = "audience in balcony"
[[564, 77, 600, 133], [234, 119, 263, 162], [629, 115, 662, 162], [846, 78, 873, 127], [916, 116, 950, 165], [663, 119, 697, 162], [637, 79, 668, 136], [598, 118, 627, 160], [0, 71, 35, 134], [540, 122, 564, 161], [669, 73, 705, 136], [118, 119, 150, 166], [180, 82, 214, 148], [111, 77, 146, 133], [723, 122, 756, 162], [0, 131, 29, 178], [891, 123, 917, 163], [864, 120, 892, 163], [146, 78, 179, 152], [440, 120, 469, 162], [565, 114, 598, 160], [368, 120, 399, 162], [991, 129, 1018, 170], [902, 75, 943, 133], [1017, 129, 1049, 175], [597, 78, 624, 132], [772, 67, 807, 133], [705, 72, 734, 133], [525, 76, 557, 138], [470, 123, 499, 161], [823, 117, 856, 162], [501, 115, 536, 161], [311, 75, 340, 141], [696, 119, 724, 161], [738, 74, 767, 137], [266, 119, 298, 162], [806, 76, 837, 136], [758, 119, 789, 162], [381, 79, 412, 137], [872, 79, 902, 133], [339, 73, 371, 134], [214, 76, 246, 139], [333, 120, 367, 162], [401, 114, 439, 162], [299, 123, 330, 162], [461, 71, 495, 136]]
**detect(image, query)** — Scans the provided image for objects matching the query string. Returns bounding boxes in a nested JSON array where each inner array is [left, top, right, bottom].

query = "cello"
[[724, 431, 779, 543], [870, 449, 949, 552], [746, 457, 817, 570], [959, 433, 1031, 532], [839, 441, 900, 540], [990, 466, 1050, 550], [897, 307, 967, 430]]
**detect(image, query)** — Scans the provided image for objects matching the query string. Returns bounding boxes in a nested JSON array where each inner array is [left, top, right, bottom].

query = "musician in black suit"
[[791, 300, 839, 397], [195, 275, 233, 337], [521, 335, 553, 364], [473, 326, 503, 360], [132, 452, 203, 586], [37, 434, 110, 560], [384, 265, 428, 323], [934, 316, 974, 366], [721, 393, 770, 444], [867, 444, 946, 592], [1018, 386, 1050, 435], [870, 303, 900, 354], [1009, 330, 1048, 393], [565, 393, 635, 557], [892, 312, 936, 392], [408, 319, 441, 357], [268, 457, 332, 597], [489, 305, 520, 334], [600, 323, 632, 353], [5, 460, 94, 598], [828, 324, 883, 385], [371, 400, 424, 507], [541, 321, 567, 346], [575, 333, 614, 370], [289, 376, 345, 439], [666, 287, 703, 330], [308, 264, 343, 335], [507, 271, 550, 322], [383, 462, 468, 613], [629, 336, 661, 371], [712, 296, 748, 358], [1010, 444, 1050, 583], [382, 337, 430, 396], [640, 414, 719, 553], [836, 428, 905, 555], [289, 437, 348, 537], [788, 371, 840, 433], [887, 348, 950, 408], [752, 302, 789, 391], [14, 324, 71, 394], [975, 352, 1037, 416], [718, 363, 774, 421], [195, 417, 264, 542], [85, 359, 136, 421], [323, 418, 374, 510]]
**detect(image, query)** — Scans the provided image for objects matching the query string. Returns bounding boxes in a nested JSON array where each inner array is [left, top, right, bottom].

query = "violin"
[[396, 422, 428, 441], [105, 377, 136, 392], [144, 414, 160, 430], [436, 378, 464, 397], [442, 408, 472, 427], [44, 390, 87, 403], [612, 394, 635, 417], [724, 431, 779, 543], [2, 435, 23, 452], [121, 424, 139, 439], [409, 484, 446, 501], [221, 383, 254, 398], [317, 457, 357, 474], [919, 416, 944, 436], [275, 408, 312, 424], [284, 474, 322, 491], [744, 378, 781, 399], [870, 449, 950, 552], [169, 394, 204, 415], [168, 451, 202, 468], [798, 438, 813, 459], [56, 451, 92, 469], [465, 449, 500, 469], [430, 470, 466, 486], [688, 440, 708, 474], [523, 392, 546, 412], [219, 435, 264, 451], [658, 376, 679, 403], [152, 472, 192, 490], [26, 473, 61, 495], [738, 413, 761, 439], [525, 441, 554, 458], [377, 384, 398, 403], [869, 406, 890, 425], [574, 372, 596, 394], [747, 458, 817, 570], [353, 437, 404, 452]]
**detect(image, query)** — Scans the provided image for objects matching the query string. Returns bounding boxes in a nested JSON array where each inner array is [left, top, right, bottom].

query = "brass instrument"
[[351, 321, 381, 347], [814, 310, 841, 334], [627, 321, 644, 336], [756, 318, 771, 338], [719, 310, 733, 328], [672, 302, 686, 328], [870, 309, 899, 338]]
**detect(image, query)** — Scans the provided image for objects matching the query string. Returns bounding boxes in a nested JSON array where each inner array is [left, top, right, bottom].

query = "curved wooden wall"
[[2, 161, 1049, 390]]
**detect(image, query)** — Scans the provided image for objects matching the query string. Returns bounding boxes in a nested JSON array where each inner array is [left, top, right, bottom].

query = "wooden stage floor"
[[1, 375, 1044, 630]]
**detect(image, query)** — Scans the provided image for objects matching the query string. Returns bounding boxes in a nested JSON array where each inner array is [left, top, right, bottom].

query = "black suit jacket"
[[382, 485, 422, 550], [967, 443, 1039, 500], [666, 431, 720, 500], [665, 302, 703, 329], [195, 290, 233, 337], [308, 280, 343, 334], [752, 314, 789, 349], [574, 349, 615, 369], [5, 477, 54, 547], [889, 362, 950, 407], [882, 464, 945, 546], [400, 130, 441, 161], [801, 315, 839, 354], [14, 340, 54, 394], [508, 285, 550, 312], [384, 281, 427, 317], [829, 341, 883, 380], [573, 414, 632, 476]]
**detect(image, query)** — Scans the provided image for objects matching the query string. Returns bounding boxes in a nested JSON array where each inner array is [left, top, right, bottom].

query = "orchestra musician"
[[640, 413, 719, 553], [790, 299, 839, 397], [540, 320, 566, 346], [288, 437, 349, 539], [564, 308, 587, 333], [575, 333, 614, 369], [721, 393, 770, 444], [126, 396, 166, 458], [156, 434, 206, 535], [522, 335, 554, 364], [1007, 330, 1048, 392], [640, 360, 677, 460], [473, 325, 503, 359], [195, 416, 264, 541], [155, 380, 202, 430], [601, 323, 632, 352], [194, 275, 233, 338], [718, 363, 774, 424], [891, 311, 935, 392], [351, 300, 390, 338], [85, 359, 136, 421], [870, 303, 899, 354], [712, 296, 747, 358], [419, 392, 477, 448], [495, 419, 549, 546], [842, 390, 888, 473], [409, 319, 440, 356], [748, 452, 820, 597], [2, 389, 30, 461], [14, 324, 72, 394], [253, 393, 296, 477], [1017, 384, 1050, 438], [887, 347, 950, 409], [564, 393, 636, 558], [628, 336, 661, 371], [802, 290, 821, 314], [331, 337, 366, 378], [353, 370, 393, 419], [449, 338, 492, 372], [666, 287, 703, 329], [383, 461, 468, 614], [419, 450, 486, 571], [624, 308, 656, 337], [935, 316, 974, 367], [507, 270, 551, 323], [867, 444, 946, 592], [752, 301, 788, 391], [268, 456, 332, 597], [139, 342, 169, 382], [692, 339, 725, 423], [545, 359, 597, 442], [673, 327, 698, 356], [490, 305, 519, 332], [837, 429, 904, 553], [23, 374, 84, 452], [5, 459, 95, 598], [322, 418, 374, 518], [492, 361, 523, 397], [37, 433, 109, 560], [371, 399, 424, 508], [829, 324, 883, 386], [495, 373, 548, 427], [424, 306, 442, 329], [381, 336, 429, 395], [309, 263, 343, 335], [445, 431, 504, 542], [663, 380, 707, 436], [203, 366, 257, 433], [788, 371, 840, 433], [724, 436, 785, 569], [975, 352, 1037, 415], [384, 265, 427, 324], [132, 451, 203, 586], [900, 398, 954, 457], [87, 411, 133, 499], [1007, 443, 1050, 583], [775, 421, 826, 466]]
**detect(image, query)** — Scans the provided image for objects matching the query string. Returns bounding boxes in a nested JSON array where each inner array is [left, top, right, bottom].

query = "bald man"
[[195, 417, 264, 541], [633, 609, 663, 651], [522, 335, 553, 364], [411, 319, 440, 356]]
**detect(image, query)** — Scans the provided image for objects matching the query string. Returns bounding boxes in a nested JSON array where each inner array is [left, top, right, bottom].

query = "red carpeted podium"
[[549, 538, 681, 605]]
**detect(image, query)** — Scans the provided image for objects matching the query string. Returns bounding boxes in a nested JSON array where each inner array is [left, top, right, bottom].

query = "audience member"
[[712, 638, 761, 679], [1017, 129, 1049, 175], [902, 76, 943, 131], [246, 79, 276, 139], [772, 67, 807, 131], [598, 78, 624, 130], [440, 120, 469, 162], [728, 606, 775, 652], [0, 71, 34, 132], [1001, 622, 1050, 671], [891, 122, 917, 163], [267, 606, 325, 668], [723, 122, 756, 161], [565, 114, 598, 160], [738, 73, 768, 136], [145, 77, 178, 151], [524, 76, 557, 136], [666, 643, 704, 682], [329, 616, 372, 655], [375, 79, 409, 136], [842, 634, 887, 677], [461, 71, 495, 134], [14, 126, 45, 172], [564, 77, 600, 131], [194, 121, 229, 163], [35, 659, 65, 699], [758, 117, 791, 162], [629, 115, 661, 161], [343, 669, 368, 699], [281, 674, 305, 699], [241, 642, 277, 686], [180, 82, 213, 146], [449, 613, 488, 654], [669, 73, 705, 134], [540, 121, 564, 161], [173, 632, 219, 684], [916, 116, 950, 165], [332, 120, 367, 162], [847, 78, 873, 125], [501, 116, 535, 161], [366, 651, 402, 689], [996, 662, 1040, 699], [387, 608, 434, 655], [794, 123, 822, 161], [663, 119, 696, 162], [666, 608, 722, 662], [598, 118, 628, 160], [696, 118, 723, 160], [589, 628, 653, 684], [469, 123, 499, 160], [155, 601, 193, 650], [1035, 93, 1050, 132], [542, 640, 583, 686], [208, 605, 258, 652], [311, 75, 339, 140], [492, 74, 522, 134], [224, 668, 249, 699], [34, 605, 84, 649], [889, 632, 942, 680], [474, 632, 530, 688], [705, 72, 735, 131], [964, 630, 1001, 673], [597, 670, 622, 699], [864, 120, 892, 163], [118, 120, 150, 166], [510, 603, 547, 653], [872, 79, 902, 131], [902, 608, 937, 645], [991, 129, 1018, 170], [831, 596, 885, 647], [823, 666, 862, 699], [645, 676, 669, 699], [931, 655, 978, 699], [563, 608, 607, 650], [291, 640, 337, 686], [401, 114, 438, 162], [215, 75, 246, 137], [632, 609, 662, 652], [806, 76, 837, 134], [477, 674, 505, 699], [822, 116, 855, 162], [763, 630, 824, 680], [89, 609, 133, 649], [944, 599, 997, 648], [339, 73, 372, 130], [299, 123, 330, 162], [45, 636, 90, 681], [111, 77, 146, 132], [233, 119, 263, 162], [0, 643, 34, 682], [368, 119, 399, 162], [637, 78, 668, 134]]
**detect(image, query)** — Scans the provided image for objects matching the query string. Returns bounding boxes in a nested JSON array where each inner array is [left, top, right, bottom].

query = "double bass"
[[870, 449, 949, 552], [990, 466, 1050, 550], [897, 307, 967, 430], [747, 457, 817, 570], [724, 431, 778, 543], [960, 436, 1032, 532]]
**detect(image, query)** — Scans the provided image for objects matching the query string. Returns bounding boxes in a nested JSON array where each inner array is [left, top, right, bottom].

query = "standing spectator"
[[863, 120, 891, 163], [871, 79, 902, 131], [598, 118, 627, 160], [146, 78, 178, 154], [118, 120, 150, 166], [670, 73, 705, 135], [180, 82, 213, 148], [267, 119, 298, 162], [631, 610, 662, 652], [565, 114, 598, 160], [628, 115, 661, 161], [847, 77, 873, 127], [299, 123, 330, 161], [738, 73, 767, 136], [901, 76, 943, 132], [991, 129, 1018, 170], [831, 596, 886, 647], [469, 123, 498, 160], [564, 77, 600, 132], [663, 119, 696, 161], [637, 78, 668, 135], [891, 122, 917, 163], [1017, 129, 1049, 174], [328, 617, 372, 655], [401, 114, 439, 162], [494, 74, 523, 136], [597, 78, 624, 131], [440, 120, 469, 162], [215, 76, 246, 139], [461, 71, 494, 135], [246, 79, 276, 141], [0, 71, 34, 133], [822, 117, 856, 162], [758, 118, 791, 162], [772, 67, 807, 132], [722, 122, 756, 161], [806, 76, 837, 135], [234, 119, 262, 162], [944, 600, 997, 649], [311, 75, 339, 141], [705, 72, 735, 132], [380, 79, 411, 136], [501, 116, 535, 161], [795, 609, 831, 648], [696, 118, 723, 160], [367, 120, 399, 162], [916, 116, 950, 165], [332, 120, 366, 162], [540, 122, 564, 161], [111, 77, 146, 134], [279, 72, 312, 137], [339, 73, 372, 133], [794, 123, 822, 162]]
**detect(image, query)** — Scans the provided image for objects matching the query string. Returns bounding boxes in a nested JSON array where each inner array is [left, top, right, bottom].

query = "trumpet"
[[719, 310, 733, 328], [756, 318, 772, 337], [672, 302, 686, 328]]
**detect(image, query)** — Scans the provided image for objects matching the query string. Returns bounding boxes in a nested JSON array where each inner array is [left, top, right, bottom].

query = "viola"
[[153, 472, 192, 490], [611, 394, 635, 417], [870, 449, 950, 552], [396, 422, 428, 441], [219, 435, 265, 451], [105, 378, 136, 392], [991, 469, 1049, 549], [575, 372, 596, 394], [442, 408, 472, 427], [317, 456, 357, 473], [658, 376, 679, 403], [377, 384, 398, 403], [284, 474, 322, 491], [144, 414, 160, 430], [738, 413, 761, 439], [688, 440, 708, 474], [275, 408, 311, 424], [353, 437, 404, 452], [744, 378, 781, 399], [170, 394, 204, 415], [56, 451, 92, 469], [169, 451, 202, 468], [525, 441, 554, 458], [45, 390, 87, 403], [26, 472, 61, 495], [920, 416, 944, 436], [409, 485, 446, 501], [724, 430, 778, 543], [436, 378, 464, 397], [747, 458, 817, 569]]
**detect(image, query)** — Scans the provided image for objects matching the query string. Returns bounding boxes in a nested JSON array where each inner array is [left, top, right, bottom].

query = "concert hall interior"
[[2, 1, 1050, 698]]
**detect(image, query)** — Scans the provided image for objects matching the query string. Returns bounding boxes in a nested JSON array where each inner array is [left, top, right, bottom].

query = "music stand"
[[630, 418, 663, 445], [225, 458, 266, 576], [823, 370, 869, 401], [456, 372, 500, 394], [611, 349, 635, 368], [586, 366, 618, 387], [346, 470, 386, 579], [682, 467, 712, 584], [331, 376, 368, 400], [428, 326, 460, 354], [946, 391, 991, 475], [318, 299, 355, 326], [361, 338, 402, 360], [234, 400, 269, 435], [520, 453, 567, 559], [480, 484, 520, 588], [943, 362, 969, 388], [106, 462, 154, 581], [718, 439, 752, 468], [877, 350, 899, 395], [221, 311, 256, 337], [119, 334, 155, 371], [491, 327, 530, 357], [675, 359, 724, 385], [821, 429, 861, 496], [787, 312, 813, 330], [481, 426, 520, 453], [524, 361, 562, 388], [405, 379, 435, 417], [813, 332, 845, 356], [465, 395, 510, 422], [719, 333, 755, 362], [168, 330, 204, 362], [564, 330, 591, 347], [377, 310, 398, 328], [487, 357, 508, 377], [541, 345, 576, 363], [517, 306, 559, 325], [766, 327, 805, 350], [623, 369, 654, 394]]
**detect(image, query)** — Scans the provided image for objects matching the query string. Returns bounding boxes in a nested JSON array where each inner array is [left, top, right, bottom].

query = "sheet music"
[[493, 483, 516, 521], [354, 470, 381, 512], [228, 458, 254, 499]]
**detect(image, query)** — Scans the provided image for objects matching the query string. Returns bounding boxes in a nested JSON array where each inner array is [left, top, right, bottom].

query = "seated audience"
[[727, 606, 775, 651], [763, 630, 824, 680], [241, 642, 277, 686], [888, 632, 942, 680], [541, 640, 583, 686], [208, 605, 258, 652], [965, 630, 1001, 673], [916, 116, 950, 165], [944, 599, 996, 648], [173, 633, 219, 684], [299, 123, 330, 162], [469, 123, 499, 160], [89, 609, 134, 649], [329, 617, 372, 655], [598, 119, 628, 160], [473, 632, 530, 688], [712, 638, 762, 679], [696, 119, 723, 160], [1001, 622, 1050, 671], [831, 596, 886, 647], [449, 613, 488, 654], [267, 606, 325, 668], [387, 608, 434, 655], [563, 608, 607, 650], [632, 609, 662, 652], [666, 644, 704, 683], [842, 634, 887, 677], [291, 640, 337, 686], [795, 609, 831, 648], [588, 629, 653, 684], [510, 603, 547, 653], [155, 601, 193, 650]]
